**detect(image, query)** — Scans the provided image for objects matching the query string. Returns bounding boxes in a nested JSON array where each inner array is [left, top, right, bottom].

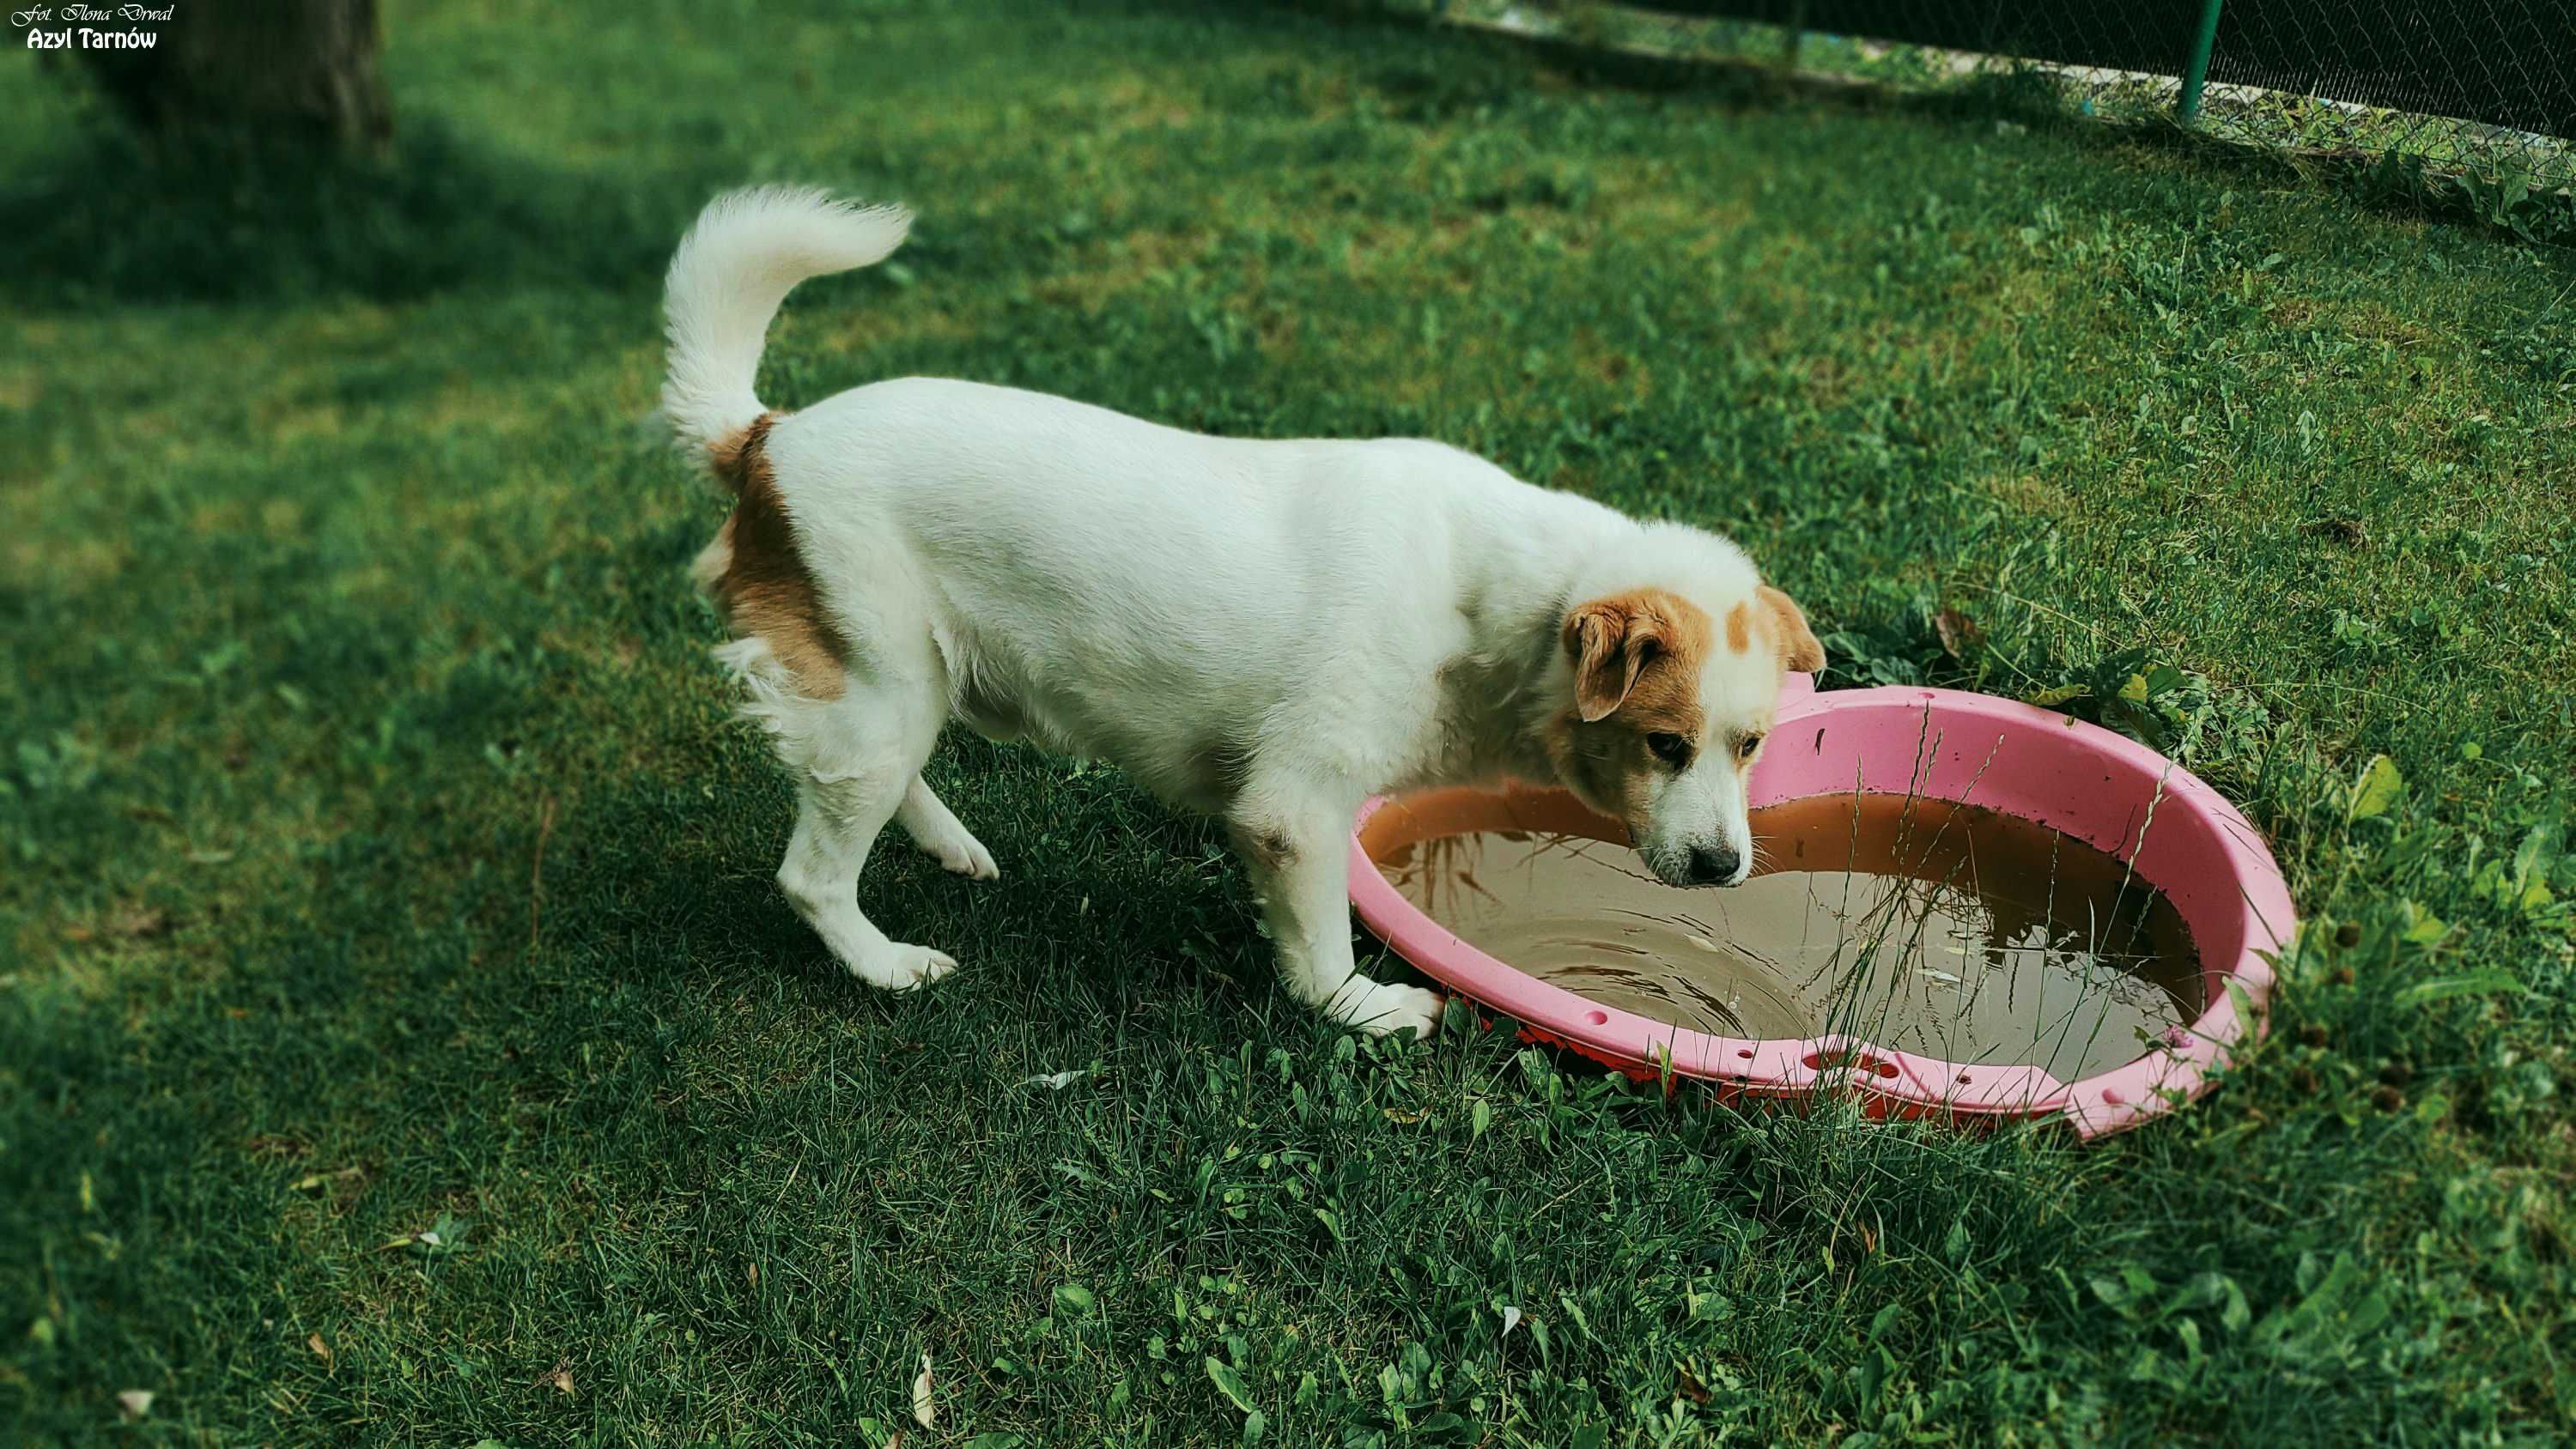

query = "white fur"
[[664, 187, 1796, 1037], [662, 185, 913, 455]]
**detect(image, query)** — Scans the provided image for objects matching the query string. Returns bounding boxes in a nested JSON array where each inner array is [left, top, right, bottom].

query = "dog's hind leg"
[[780, 774, 952, 990], [1230, 792, 1443, 1039], [764, 669, 961, 990], [896, 777, 999, 881]]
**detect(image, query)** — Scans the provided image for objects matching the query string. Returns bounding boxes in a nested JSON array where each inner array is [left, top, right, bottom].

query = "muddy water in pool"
[[1376, 794, 2203, 1081]]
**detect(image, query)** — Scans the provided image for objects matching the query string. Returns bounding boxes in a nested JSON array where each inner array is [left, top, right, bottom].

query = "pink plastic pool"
[[1348, 673, 2297, 1139]]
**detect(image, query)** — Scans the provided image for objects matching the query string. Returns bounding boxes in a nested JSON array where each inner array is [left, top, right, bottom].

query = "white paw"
[[848, 942, 958, 991], [914, 830, 999, 881], [1327, 978, 1444, 1040]]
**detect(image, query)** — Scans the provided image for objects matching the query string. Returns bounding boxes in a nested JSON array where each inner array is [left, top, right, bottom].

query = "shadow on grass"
[[0, 115, 678, 310]]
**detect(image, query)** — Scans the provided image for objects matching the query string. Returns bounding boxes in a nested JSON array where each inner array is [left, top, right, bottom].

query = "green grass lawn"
[[5, 1, 2574, 1441]]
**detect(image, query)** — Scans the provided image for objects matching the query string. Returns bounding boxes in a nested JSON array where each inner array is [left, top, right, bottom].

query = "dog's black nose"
[[1687, 845, 1741, 885]]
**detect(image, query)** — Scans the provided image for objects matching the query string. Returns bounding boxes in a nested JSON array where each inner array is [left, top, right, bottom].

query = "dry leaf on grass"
[[379, 1211, 471, 1256], [1019, 1070, 1094, 1090], [109, 906, 173, 939], [533, 1358, 575, 1397], [912, 1351, 936, 1429], [1933, 607, 1984, 658], [307, 1334, 331, 1366], [116, 1391, 153, 1420]]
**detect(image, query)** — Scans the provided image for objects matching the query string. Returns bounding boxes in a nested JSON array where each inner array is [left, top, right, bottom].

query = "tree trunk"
[[74, 0, 392, 152]]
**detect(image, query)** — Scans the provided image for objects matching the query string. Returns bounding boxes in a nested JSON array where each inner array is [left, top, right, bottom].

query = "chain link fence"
[[1414, 1, 2574, 237]]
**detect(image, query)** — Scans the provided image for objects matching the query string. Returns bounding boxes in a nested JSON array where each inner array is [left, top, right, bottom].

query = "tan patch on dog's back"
[[699, 413, 848, 700], [1723, 600, 1752, 654]]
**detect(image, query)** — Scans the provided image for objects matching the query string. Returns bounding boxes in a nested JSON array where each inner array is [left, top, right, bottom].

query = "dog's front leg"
[[1230, 808, 1443, 1039]]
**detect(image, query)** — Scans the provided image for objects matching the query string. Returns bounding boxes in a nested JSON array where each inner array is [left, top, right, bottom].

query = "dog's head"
[[1546, 579, 1824, 888]]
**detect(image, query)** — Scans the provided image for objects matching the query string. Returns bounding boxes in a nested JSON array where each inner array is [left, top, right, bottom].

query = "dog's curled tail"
[[659, 185, 913, 459]]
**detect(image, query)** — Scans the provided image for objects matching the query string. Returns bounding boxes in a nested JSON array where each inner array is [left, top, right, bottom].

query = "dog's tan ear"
[[1759, 585, 1826, 673], [1564, 597, 1664, 723]]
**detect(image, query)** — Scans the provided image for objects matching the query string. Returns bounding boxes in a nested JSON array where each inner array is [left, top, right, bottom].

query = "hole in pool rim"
[[1804, 1049, 1906, 1080], [1344, 682, 2298, 1140]]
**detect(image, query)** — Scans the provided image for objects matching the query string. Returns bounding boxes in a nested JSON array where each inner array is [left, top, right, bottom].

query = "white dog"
[[663, 187, 1824, 1038]]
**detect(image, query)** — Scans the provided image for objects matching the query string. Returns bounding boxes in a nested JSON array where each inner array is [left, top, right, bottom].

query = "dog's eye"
[[1736, 732, 1765, 761], [1647, 732, 1693, 768]]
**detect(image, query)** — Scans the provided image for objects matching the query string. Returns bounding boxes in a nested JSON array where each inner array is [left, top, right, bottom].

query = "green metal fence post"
[[2177, 0, 2224, 125]]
